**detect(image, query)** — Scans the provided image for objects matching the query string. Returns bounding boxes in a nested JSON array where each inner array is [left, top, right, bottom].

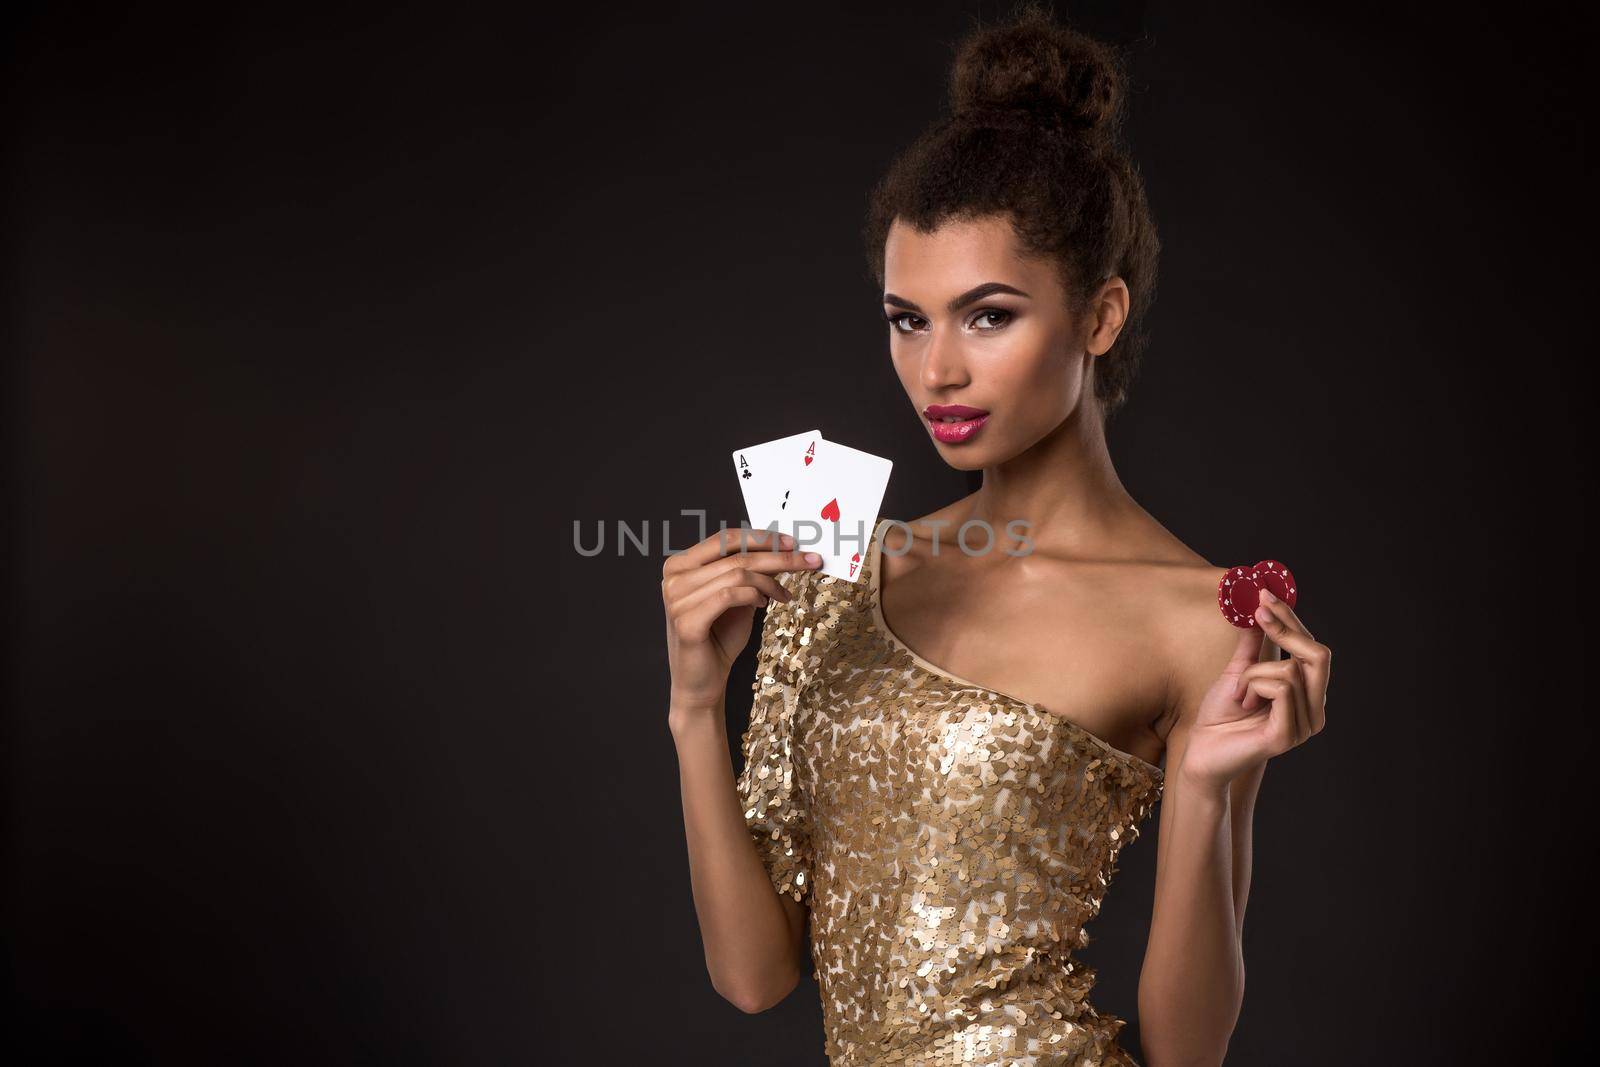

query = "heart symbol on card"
[[819, 498, 841, 522]]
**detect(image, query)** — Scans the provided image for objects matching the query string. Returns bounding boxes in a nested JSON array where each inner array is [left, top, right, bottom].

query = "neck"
[[962, 398, 1143, 558]]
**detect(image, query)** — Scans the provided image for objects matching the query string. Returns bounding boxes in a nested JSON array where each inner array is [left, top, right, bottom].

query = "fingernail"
[[804, 552, 822, 565], [1256, 605, 1272, 624], [1260, 588, 1278, 603], [780, 533, 795, 548]]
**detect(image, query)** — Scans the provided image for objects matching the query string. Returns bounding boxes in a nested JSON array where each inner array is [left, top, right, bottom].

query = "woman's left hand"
[[1178, 589, 1331, 789]]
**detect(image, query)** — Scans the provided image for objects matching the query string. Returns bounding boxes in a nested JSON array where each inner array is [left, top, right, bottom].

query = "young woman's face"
[[881, 214, 1117, 470]]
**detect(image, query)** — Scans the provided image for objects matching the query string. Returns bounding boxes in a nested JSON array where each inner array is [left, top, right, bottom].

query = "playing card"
[[786, 439, 893, 583], [731, 429, 824, 532]]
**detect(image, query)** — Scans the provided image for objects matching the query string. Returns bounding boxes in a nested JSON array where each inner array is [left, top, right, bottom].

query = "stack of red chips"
[[1217, 560, 1298, 629]]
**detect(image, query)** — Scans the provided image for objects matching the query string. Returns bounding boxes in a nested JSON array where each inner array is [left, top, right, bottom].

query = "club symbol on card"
[[819, 498, 840, 523]]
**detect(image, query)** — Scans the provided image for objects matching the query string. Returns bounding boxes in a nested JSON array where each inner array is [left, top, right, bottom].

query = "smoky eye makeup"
[[882, 307, 1014, 333], [882, 309, 923, 332]]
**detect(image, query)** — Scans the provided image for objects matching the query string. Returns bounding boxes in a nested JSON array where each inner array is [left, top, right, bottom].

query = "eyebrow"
[[882, 282, 1032, 315]]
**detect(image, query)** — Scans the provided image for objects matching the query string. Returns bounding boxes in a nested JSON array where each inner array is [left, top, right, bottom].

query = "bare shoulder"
[[880, 502, 982, 564], [1151, 560, 1275, 723], [1154, 560, 1242, 655]]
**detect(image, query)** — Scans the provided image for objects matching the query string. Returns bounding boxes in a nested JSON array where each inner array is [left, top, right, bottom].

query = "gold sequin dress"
[[737, 518, 1165, 1066]]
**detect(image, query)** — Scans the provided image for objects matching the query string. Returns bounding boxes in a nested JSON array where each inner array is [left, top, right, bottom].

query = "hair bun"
[[949, 4, 1125, 139]]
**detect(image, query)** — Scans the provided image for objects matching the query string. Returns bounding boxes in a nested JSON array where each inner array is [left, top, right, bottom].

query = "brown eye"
[[972, 309, 1011, 330]]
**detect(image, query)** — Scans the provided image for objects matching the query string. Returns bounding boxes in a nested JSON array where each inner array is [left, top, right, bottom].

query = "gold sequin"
[[736, 518, 1165, 1066]]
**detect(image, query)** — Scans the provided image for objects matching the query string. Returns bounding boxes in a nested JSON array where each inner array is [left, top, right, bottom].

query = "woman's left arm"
[[1138, 589, 1331, 1067]]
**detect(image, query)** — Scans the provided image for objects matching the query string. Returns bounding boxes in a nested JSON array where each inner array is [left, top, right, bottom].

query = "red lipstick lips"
[[924, 403, 991, 444]]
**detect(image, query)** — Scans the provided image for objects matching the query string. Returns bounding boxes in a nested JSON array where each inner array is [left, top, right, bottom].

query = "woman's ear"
[[1085, 276, 1129, 357]]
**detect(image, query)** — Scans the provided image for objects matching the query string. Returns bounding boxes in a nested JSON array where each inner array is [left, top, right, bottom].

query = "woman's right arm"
[[663, 527, 822, 1013]]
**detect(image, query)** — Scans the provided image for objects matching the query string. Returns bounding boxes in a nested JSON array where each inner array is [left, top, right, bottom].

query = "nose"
[[920, 326, 970, 392]]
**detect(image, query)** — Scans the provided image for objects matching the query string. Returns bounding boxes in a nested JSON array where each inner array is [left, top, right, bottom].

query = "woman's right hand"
[[662, 527, 822, 714]]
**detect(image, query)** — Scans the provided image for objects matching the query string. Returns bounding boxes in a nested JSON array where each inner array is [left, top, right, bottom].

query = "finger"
[[672, 566, 792, 620], [1255, 597, 1332, 711], [675, 582, 769, 641], [1307, 661, 1328, 734], [666, 548, 823, 601], [1235, 660, 1306, 733], [1253, 596, 1321, 662], [1237, 667, 1270, 712], [1254, 591, 1318, 652], [1228, 633, 1267, 710], [1224, 621, 1267, 675], [1281, 659, 1311, 740], [663, 526, 794, 575], [1242, 676, 1298, 755]]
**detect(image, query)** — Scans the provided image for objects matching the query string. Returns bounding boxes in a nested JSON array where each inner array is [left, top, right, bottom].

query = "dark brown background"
[[4, 2, 1586, 1063]]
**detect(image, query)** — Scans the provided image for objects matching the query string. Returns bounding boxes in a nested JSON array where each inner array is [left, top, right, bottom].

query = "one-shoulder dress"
[[735, 517, 1165, 1066]]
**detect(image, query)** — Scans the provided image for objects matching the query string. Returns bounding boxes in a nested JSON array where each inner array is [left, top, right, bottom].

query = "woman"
[[663, 6, 1331, 1065]]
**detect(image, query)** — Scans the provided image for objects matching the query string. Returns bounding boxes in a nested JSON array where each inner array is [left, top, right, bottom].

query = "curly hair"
[[862, 2, 1161, 419]]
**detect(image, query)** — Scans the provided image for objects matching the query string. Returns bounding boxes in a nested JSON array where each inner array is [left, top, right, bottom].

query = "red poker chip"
[[1249, 559, 1297, 609], [1217, 565, 1261, 628], [1217, 559, 1300, 628]]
